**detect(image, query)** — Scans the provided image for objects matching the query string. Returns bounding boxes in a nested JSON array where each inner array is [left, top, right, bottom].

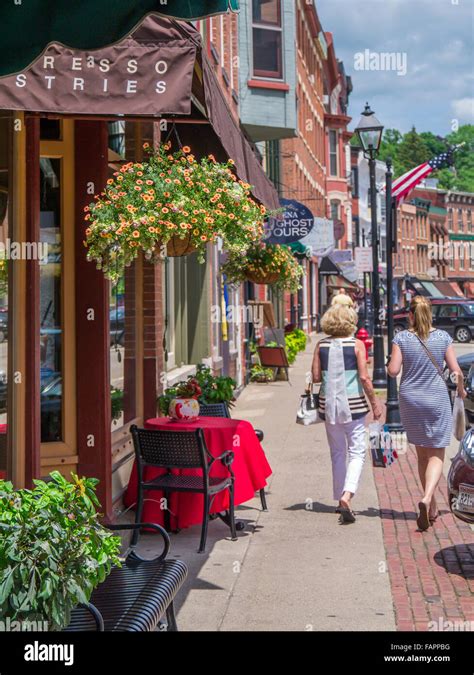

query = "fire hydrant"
[[356, 328, 373, 361]]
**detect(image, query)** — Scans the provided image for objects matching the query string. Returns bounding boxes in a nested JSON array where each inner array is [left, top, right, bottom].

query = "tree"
[[396, 126, 430, 173]]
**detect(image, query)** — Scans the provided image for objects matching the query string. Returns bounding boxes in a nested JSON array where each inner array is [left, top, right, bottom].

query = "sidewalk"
[[141, 335, 395, 631]]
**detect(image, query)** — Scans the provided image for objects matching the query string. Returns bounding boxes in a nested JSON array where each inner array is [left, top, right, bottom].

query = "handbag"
[[295, 382, 321, 426], [413, 332, 465, 440]]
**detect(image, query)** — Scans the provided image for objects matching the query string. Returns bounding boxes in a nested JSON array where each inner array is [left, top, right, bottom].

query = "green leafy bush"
[[158, 364, 236, 416], [284, 329, 307, 364], [250, 365, 274, 382], [0, 472, 121, 631]]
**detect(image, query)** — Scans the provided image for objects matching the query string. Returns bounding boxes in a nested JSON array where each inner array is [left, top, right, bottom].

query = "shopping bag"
[[452, 394, 466, 442], [369, 423, 399, 468]]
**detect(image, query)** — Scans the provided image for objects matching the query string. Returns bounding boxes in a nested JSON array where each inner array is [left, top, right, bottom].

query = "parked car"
[[443, 352, 474, 425], [393, 299, 474, 342], [448, 427, 474, 524], [0, 308, 7, 343], [110, 305, 125, 347]]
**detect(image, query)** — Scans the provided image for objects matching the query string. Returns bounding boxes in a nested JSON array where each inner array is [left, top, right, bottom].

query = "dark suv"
[[393, 299, 474, 343]]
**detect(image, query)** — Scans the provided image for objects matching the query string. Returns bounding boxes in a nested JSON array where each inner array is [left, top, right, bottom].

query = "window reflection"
[[40, 157, 63, 442], [110, 266, 136, 430], [0, 115, 9, 477]]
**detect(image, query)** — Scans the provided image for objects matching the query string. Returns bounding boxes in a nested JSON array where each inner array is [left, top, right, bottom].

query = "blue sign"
[[263, 198, 314, 245]]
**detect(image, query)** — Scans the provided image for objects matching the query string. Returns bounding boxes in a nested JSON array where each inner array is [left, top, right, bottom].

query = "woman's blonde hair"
[[321, 304, 358, 337], [409, 295, 432, 340]]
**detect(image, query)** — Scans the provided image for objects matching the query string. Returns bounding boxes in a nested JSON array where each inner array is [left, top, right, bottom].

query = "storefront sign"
[[264, 199, 314, 244], [0, 36, 197, 115], [354, 247, 373, 273], [304, 217, 335, 258]]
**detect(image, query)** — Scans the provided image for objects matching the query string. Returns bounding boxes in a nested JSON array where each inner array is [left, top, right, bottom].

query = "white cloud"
[[451, 98, 474, 123]]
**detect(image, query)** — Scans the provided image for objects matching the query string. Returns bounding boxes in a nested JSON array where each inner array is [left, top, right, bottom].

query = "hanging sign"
[[263, 198, 314, 244]]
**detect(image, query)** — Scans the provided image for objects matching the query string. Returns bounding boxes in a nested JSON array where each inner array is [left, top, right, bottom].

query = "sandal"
[[429, 511, 439, 524], [339, 507, 356, 524], [417, 502, 430, 531]]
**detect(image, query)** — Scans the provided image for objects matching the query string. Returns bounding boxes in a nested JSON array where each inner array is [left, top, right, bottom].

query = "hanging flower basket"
[[245, 270, 280, 285], [221, 242, 304, 294], [83, 143, 266, 283]]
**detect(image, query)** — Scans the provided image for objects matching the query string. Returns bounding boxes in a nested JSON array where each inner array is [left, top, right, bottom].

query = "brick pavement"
[[373, 442, 474, 631]]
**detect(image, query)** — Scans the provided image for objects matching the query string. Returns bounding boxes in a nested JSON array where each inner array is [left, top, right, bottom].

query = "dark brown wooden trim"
[[74, 120, 113, 519], [24, 116, 41, 486]]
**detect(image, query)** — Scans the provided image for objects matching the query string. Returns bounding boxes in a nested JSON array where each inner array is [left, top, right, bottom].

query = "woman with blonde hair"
[[312, 304, 383, 523], [387, 295, 466, 530]]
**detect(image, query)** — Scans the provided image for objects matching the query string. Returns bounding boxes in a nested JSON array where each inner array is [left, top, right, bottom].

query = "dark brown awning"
[[0, 16, 279, 209], [0, 18, 197, 116]]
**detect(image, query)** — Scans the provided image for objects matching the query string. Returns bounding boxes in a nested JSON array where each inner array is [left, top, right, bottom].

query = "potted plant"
[[250, 364, 274, 383], [84, 143, 266, 283], [166, 378, 202, 422], [0, 472, 121, 631], [221, 242, 304, 293], [158, 364, 236, 418]]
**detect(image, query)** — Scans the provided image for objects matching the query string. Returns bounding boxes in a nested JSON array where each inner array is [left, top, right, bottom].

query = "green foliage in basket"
[[0, 472, 121, 631], [84, 143, 266, 283], [250, 365, 274, 382]]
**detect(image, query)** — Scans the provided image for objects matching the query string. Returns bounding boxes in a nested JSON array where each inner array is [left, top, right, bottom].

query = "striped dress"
[[392, 329, 453, 447], [318, 337, 369, 424]]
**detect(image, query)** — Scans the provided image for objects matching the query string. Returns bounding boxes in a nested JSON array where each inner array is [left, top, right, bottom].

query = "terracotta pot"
[[245, 269, 280, 285], [168, 397, 200, 422], [166, 234, 196, 257]]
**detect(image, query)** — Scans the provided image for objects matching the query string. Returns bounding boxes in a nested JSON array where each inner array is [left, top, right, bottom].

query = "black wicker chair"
[[66, 522, 187, 632], [130, 424, 237, 553], [198, 402, 268, 511]]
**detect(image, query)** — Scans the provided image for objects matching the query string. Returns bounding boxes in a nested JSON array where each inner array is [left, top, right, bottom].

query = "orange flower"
[[107, 178, 114, 185], [143, 142, 150, 149], [148, 227, 156, 234], [85, 228, 92, 236], [132, 231, 140, 238], [162, 207, 169, 213], [84, 206, 90, 212], [182, 146, 191, 153], [164, 192, 170, 198], [146, 179, 153, 185]]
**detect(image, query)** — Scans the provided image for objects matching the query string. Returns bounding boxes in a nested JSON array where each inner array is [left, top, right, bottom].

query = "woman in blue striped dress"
[[387, 295, 466, 530], [312, 304, 383, 523]]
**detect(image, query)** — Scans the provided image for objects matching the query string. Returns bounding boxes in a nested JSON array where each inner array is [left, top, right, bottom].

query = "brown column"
[[24, 116, 41, 486], [74, 120, 112, 519]]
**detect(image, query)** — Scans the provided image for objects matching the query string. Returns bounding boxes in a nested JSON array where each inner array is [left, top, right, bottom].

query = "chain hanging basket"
[[166, 233, 196, 257], [245, 269, 280, 285]]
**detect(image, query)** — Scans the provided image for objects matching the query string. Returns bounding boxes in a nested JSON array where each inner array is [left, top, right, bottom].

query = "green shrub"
[[0, 472, 121, 630]]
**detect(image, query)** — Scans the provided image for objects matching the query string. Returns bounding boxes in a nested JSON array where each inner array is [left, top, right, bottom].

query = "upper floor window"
[[330, 200, 339, 221], [457, 208, 463, 231], [329, 130, 338, 176], [447, 208, 453, 230], [252, 0, 283, 79], [467, 209, 472, 232]]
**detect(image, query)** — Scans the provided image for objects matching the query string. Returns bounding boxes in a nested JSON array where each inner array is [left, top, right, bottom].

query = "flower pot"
[[166, 234, 196, 257], [245, 269, 280, 285], [168, 397, 200, 422]]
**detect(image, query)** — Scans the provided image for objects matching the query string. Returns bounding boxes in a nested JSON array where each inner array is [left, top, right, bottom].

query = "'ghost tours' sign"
[[264, 199, 314, 245]]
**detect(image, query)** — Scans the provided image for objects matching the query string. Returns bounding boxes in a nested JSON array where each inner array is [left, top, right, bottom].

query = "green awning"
[[287, 241, 311, 257], [0, 1, 239, 77]]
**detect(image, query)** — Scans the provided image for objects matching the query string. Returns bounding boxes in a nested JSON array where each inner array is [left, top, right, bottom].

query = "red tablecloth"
[[124, 417, 272, 529]]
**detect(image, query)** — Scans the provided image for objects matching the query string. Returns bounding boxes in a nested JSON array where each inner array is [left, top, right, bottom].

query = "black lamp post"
[[355, 103, 386, 388], [385, 157, 403, 430]]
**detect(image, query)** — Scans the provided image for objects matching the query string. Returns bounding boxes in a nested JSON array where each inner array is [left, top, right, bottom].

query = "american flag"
[[391, 149, 455, 205]]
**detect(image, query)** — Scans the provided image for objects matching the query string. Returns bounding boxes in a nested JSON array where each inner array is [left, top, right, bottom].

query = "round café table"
[[124, 416, 272, 531]]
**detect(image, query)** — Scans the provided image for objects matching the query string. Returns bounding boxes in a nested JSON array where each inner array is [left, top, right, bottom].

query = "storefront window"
[[0, 115, 10, 478], [39, 158, 63, 442], [110, 267, 137, 430]]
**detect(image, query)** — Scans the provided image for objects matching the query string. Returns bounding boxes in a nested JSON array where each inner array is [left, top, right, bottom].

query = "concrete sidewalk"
[[139, 335, 396, 631]]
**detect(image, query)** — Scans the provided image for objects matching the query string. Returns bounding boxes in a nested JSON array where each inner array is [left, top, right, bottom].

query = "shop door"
[[39, 120, 77, 475]]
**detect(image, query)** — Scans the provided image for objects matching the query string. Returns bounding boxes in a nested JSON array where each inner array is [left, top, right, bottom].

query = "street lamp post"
[[385, 157, 403, 430], [355, 103, 386, 388], [361, 228, 370, 331]]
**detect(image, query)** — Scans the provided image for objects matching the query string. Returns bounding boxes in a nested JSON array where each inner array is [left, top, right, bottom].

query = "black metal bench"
[[66, 522, 187, 632]]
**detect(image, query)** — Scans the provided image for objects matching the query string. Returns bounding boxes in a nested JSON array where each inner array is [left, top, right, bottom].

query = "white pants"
[[325, 418, 367, 501]]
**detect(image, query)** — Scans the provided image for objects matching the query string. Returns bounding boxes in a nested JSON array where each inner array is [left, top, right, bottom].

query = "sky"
[[316, 0, 474, 137]]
